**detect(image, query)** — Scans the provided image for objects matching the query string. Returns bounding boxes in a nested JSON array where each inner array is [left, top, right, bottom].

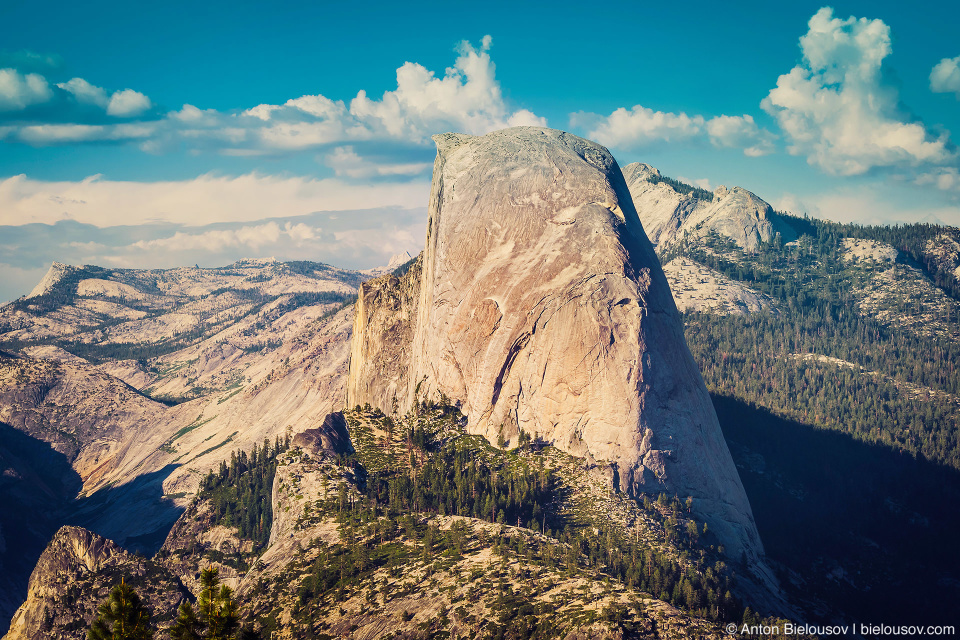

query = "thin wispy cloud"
[[915, 167, 960, 196], [776, 185, 960, 226], [0, 207, 428, 301], [132, 221, 321, 253], [705, 115, 776, 158], [323, 146, 432, 179], [0, 172, 428, 227]]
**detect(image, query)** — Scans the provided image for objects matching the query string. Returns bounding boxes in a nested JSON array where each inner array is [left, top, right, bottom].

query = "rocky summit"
[[348, 127, 763, 562], [621, 162, 796, 253]]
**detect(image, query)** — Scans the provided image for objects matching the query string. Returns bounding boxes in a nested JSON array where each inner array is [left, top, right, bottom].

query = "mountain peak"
[[348, 126, 764, 562], [386, 251, 413, 270], [361, 251, 416, 277], [623, 166, 795, 252], [26, 262, 79, 299], [622, 162, 662, 182]]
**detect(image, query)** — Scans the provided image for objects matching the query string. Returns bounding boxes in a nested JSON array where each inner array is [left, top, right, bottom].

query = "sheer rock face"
[[622, 162, 796, 253], [346, 259, 421, 415], [349, 127, 763, 561], [25, 262, 77, 299]]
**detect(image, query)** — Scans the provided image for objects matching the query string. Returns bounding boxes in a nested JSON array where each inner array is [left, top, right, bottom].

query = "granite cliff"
[[348, 127, 763, 562]]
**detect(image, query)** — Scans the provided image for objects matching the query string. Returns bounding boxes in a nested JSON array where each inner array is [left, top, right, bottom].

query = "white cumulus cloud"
[[324, 146, 431, 179], [570, 105, 704, 149], [930, 56, 960, 99], [349, 36, 545, 139], [57, 77, 109, 107], [706, 114, 776, 157], [761, 7, 954, 176], [1, 37, 542, 166], [0, 68, 53, 111], [106, 88, 152, 117], [239, 36, 544, 152], [570, 106, 776, 157]]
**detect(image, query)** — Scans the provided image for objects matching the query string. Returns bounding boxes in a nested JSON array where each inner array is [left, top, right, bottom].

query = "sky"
[[1, 0, 959, 302]]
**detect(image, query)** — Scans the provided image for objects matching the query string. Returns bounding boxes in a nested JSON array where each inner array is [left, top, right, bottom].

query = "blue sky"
[[1, 0, 959, 301]]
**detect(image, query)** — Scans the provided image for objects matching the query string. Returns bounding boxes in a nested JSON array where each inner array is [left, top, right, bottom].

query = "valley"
[[2, 126, 960, 638]]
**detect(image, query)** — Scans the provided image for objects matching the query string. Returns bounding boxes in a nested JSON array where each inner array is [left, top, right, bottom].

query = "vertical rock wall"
[[348, 127, 763, 561]]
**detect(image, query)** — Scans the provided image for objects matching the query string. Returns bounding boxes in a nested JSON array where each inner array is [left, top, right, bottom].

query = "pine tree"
[[168, 602, 201, 640], [170, 568, 240, 640], [88, 578, 154, 640], [198, 568, 240, 640]]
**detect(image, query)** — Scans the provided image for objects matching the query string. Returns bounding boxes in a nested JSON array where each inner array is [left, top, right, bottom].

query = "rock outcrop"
[[663, 257, 779, 315], [291, 411, 354, 458], [348, 127, 763, 561], [157, 499, 252, 595], [841, 238, 899, 264], [924, 232, 960, 289], [263, 448, 352, 550], [346, 258, 421, 417], [3, 526, 186, 640], [621, 162, 796, 253]]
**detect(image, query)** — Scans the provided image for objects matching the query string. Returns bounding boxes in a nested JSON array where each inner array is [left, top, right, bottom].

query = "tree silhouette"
[[88, 578, 154, 640], [169, 567, 240, 640], [168, 602, 201, 640]]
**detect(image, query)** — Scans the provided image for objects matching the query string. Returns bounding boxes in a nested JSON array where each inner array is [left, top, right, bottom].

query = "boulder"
[[291, 411, 354, 458]]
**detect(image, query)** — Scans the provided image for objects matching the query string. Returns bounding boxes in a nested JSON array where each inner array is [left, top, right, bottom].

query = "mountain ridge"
[[4, 128, 960, 635], [621, 162, 796, 254]]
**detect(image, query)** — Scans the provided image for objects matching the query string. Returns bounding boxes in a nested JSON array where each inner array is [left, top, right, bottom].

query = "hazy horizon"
[[3, 0, 960, 301]]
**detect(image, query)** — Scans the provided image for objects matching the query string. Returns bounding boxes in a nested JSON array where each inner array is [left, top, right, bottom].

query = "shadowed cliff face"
[[348, 126, 764, 563], [3, 526, 188, 640], [0, 423, 81, 636]]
